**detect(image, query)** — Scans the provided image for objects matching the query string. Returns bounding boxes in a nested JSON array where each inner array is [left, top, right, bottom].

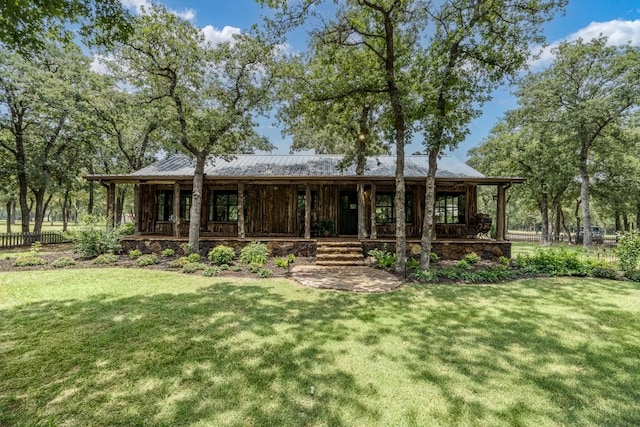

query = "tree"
[[515, 37, 640, 248], [0, 0, 132, 54], [113, 6, 277, 251]]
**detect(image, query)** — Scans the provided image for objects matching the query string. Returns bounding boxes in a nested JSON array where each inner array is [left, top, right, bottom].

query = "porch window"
[[435, 193, 465, 224], [375, 193, 414, 224], [156, 190, 191, 221], [297, 191, 318, 210], [210, 190, 238, 222]]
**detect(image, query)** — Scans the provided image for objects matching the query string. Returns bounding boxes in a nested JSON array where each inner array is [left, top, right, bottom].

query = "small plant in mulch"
[[463, 252, 480, 265], [92, 253, 119, 265], [275, 253, 295, 273], [128, 249, 143, 259], [240, 241, 269, 265], [52, 256, 76, 268], [208, 245, 236, 266], [182, 262, 206, 274], [136, 254, 159, 267], [256, 268, 273, 278], [13, 242, 48, 267], [161, 248, 175, 257], [168, 257, 192, 269], [186, 253, 201, 263], [203, 266, 220, 277], [368, 246, 396, 268]]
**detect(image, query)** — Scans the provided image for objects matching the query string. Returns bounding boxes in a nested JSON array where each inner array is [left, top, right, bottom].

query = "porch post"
[[173, 182, 181, 238], [107, 182, 116, 228], [304, 185, 311, 239], [370, 184, 377, 239], [496, 184, 506, 241], [238, 183, 245, 238]]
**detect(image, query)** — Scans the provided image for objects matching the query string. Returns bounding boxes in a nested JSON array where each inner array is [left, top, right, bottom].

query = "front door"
[[339, 191, 358, 235]]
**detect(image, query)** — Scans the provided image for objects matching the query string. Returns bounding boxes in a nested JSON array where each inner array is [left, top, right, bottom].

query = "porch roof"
[[86, 154, 524, 184]]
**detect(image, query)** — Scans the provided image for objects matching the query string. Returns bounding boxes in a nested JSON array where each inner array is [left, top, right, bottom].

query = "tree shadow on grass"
[[1, 277, 639, 426]]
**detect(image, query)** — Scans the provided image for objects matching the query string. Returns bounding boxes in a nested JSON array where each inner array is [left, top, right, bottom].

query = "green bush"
[[186, 253, 201, 263], [161, 248, 175, 257], [182, 262, 206, 274], [119, 223, 135, 236], [430, 252, 439, 263], [203, 266, 220, 277], [275, 253, 295, 270], [407, 258, 420, 270], [624, 269, 640, 282], [590, 265, 619, 280], [617, 232, 640, 271], [72, 215, 122, 258], [368, 246, 396, 268], [168, 257, 192, 269], [499, 256, 510, 266], [231, 265, 242, 272], [136, 254, 159, 267], [413, 269, 437, 283], [240, 241, 269, 265], [13, 255, 47, 267], [248, 262, 262, 273], [514, 247, 589, 276], [462, 265, 519, 283], [456, 260, 471, 271], [219, 264, 230, 271], [52, 256, 76, 268], [92, 253, 119, 265], [463, 252, 480, 265], [128, 249, 142, 259], [208, 245, 236, 265], [257, 268, 273, 278]]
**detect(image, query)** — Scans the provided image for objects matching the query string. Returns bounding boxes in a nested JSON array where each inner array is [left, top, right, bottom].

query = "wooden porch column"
[[496, 184, 506, 241], [238, 183, 245, 238], [370, 184, 377, 239], [304, 185, 311, 239], [173, 182, 181, 238], [106, 182, 116, 228]]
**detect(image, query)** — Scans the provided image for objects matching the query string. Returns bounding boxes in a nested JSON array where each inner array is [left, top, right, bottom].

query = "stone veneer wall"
[[362, 240, 511, 261]]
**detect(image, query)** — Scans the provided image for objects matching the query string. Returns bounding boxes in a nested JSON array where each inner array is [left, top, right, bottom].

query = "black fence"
[[507, 231, 618, 247], [0, 232, 70, 249]]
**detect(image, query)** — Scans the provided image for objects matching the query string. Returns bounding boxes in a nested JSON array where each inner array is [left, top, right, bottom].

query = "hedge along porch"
[[86, 154, 523, 260]]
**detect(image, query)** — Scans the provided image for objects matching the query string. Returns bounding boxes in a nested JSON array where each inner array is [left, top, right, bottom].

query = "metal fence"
[[0, 232, 69, 249], [507, 231, 618, 247]]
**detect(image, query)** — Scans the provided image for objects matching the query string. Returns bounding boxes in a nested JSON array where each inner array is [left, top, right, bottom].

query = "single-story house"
[[86, 154, 523, 260]]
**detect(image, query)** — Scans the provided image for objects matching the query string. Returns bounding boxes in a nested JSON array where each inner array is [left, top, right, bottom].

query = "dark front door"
[[339, 191, 358, 235]]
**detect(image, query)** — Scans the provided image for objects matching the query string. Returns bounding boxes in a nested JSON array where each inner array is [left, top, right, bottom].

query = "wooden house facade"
[[87, 154, 523, 258]]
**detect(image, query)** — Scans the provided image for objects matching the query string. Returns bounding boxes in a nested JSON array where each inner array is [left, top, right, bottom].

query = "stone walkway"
[[290, 265, 403, 293]]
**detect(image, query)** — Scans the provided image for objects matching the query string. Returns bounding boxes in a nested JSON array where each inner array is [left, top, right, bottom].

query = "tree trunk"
[[623, 215, 630, 232], [636, 200, 640, 232], [355, 121, 368, 240], [188, 151, 207, 253], [32, 188, 49, 235], [615, 210, 622, 232], [539, 193, 550, 246], [420, 148, 438, 270], [17, 164, 30, 233], [574, 198, 581, 244], [579, 146, 592, 249], [61, 189, 70, 232], [5, 200, 12, 233], [560, 205, 572, 244], [133, 184, 140, 233]]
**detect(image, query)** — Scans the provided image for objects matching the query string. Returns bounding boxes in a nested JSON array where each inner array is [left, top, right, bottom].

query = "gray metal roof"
[[131, 154, 485, 179]]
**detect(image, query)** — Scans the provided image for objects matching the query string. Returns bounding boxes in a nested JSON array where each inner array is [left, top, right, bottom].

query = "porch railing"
[[0, 232, 69, 249]]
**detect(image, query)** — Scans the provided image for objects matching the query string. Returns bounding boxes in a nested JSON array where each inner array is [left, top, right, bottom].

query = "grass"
[[1, 270, 639, 426]]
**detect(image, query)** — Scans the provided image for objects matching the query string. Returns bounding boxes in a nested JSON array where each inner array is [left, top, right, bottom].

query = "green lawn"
[[1, 270, 639, 426]]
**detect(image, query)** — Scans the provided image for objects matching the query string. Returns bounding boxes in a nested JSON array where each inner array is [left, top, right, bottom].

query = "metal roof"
[[130, 153, 485, 179]]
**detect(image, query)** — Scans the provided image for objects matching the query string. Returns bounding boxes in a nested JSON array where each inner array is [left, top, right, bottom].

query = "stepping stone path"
[[291, 265, 403, 293]]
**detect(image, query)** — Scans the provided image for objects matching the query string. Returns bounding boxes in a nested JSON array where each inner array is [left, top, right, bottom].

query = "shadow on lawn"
[[1, 277, 639, 426]]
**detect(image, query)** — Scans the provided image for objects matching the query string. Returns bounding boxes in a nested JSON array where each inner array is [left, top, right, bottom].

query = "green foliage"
[[186, 253, 201, 263], [119, 223, 135, 236], [203, 266, 220, 277], [13, 255, 47, 267], [616, 233, 640, 271], [462, 265, 519, 284], [136, 254, 159, 267], [92, 253, 118, 265], [128, 249, 142, 259], [182, 262, 206, 274], [463, 252, 480, 265], [368, 246, 397, 268], [208, 245, 236, 266], [275, 253, 295, 269], [590, 265, 619, 280], [231, 265, 242, 272], [72, 215, 122, 258], [407, 258, 420, 270], [412, 269, 437, 283], [430, 252, 439, 263], [29, 241, 43, 256], [240, 241, 269, 265], [52, 256, 76, 268], [456, 260, 471, 271], [499, 256, 510, 266], [168, 257, 192, 269], [624, 269, 640, 282], [161, 248, 175, 257], [257, 268, 273, 278], [219, 264, 230, 271], [514, 247, 590, 276], [248, 262, 263, 273]]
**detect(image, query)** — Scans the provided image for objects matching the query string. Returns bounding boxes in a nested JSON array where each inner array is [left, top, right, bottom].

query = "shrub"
[[591, 265, 619, 280], [463, 252, 480, 265], [499, 256, 510, 266], [368, 246, 396, 268], [219, 264, 230, 271], [136, 254, 159, 267], [28, 241, 43, 256], [203, 266, 220, 277], [92, 253, 119, 265], [437, 267, 461, 280], [463, 265, 519, 283], [617, 232, 640, 271], [231, 265, 242, 272], [208, 245, 236, 265], [168, 257, 192, 269], [119, 223, 135, 236], [186, 253, 201, 263], [514, 247, 589, 276], [257, 268, 273, 278], [275, 253, 295, 270], [182, 262, 206, 274], [161, 248, 175, 257], [52, 256, 76, 268], [430, 252, 439, 263], [72, 215, 122, 258], [413, 269, 437, 283], [456, 260, 471, 271], [240, 241, 269, 265], [13, 256, 47, 267], [407, 258, 420, 270], [248, 262, 262, 273], [624, 269, 640, 282], [128, 249, 142, 259]]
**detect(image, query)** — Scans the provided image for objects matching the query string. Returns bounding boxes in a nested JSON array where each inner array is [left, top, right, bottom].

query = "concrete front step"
[[316, 253, 364, 261], [317, 247, 364, 254], [316, 242, 365, 266], [315, 260, 367, 266]]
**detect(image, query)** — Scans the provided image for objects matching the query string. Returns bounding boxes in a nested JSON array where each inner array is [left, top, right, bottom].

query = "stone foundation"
[[363, 240, 511, 261]]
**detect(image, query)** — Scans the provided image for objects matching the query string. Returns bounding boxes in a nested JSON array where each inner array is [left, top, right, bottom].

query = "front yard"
[[1, 270, 639, 426]]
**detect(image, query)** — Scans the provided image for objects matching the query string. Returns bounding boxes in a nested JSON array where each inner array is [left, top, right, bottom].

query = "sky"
[[118, 0, 640, 159]]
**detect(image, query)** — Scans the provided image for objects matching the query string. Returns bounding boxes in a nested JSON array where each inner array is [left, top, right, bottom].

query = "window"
[[375, 192, 414, 224], [297, 191, 318, 210], [435, 193, 465, 224], [210, 190, 238, 222], [157, 190, 192, 222]]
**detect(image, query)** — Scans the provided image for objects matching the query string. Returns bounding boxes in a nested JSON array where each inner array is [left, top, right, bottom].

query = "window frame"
[[209, 190, 241, 222], [375, 192, 414, 224], [434, 192, 466, 225]]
